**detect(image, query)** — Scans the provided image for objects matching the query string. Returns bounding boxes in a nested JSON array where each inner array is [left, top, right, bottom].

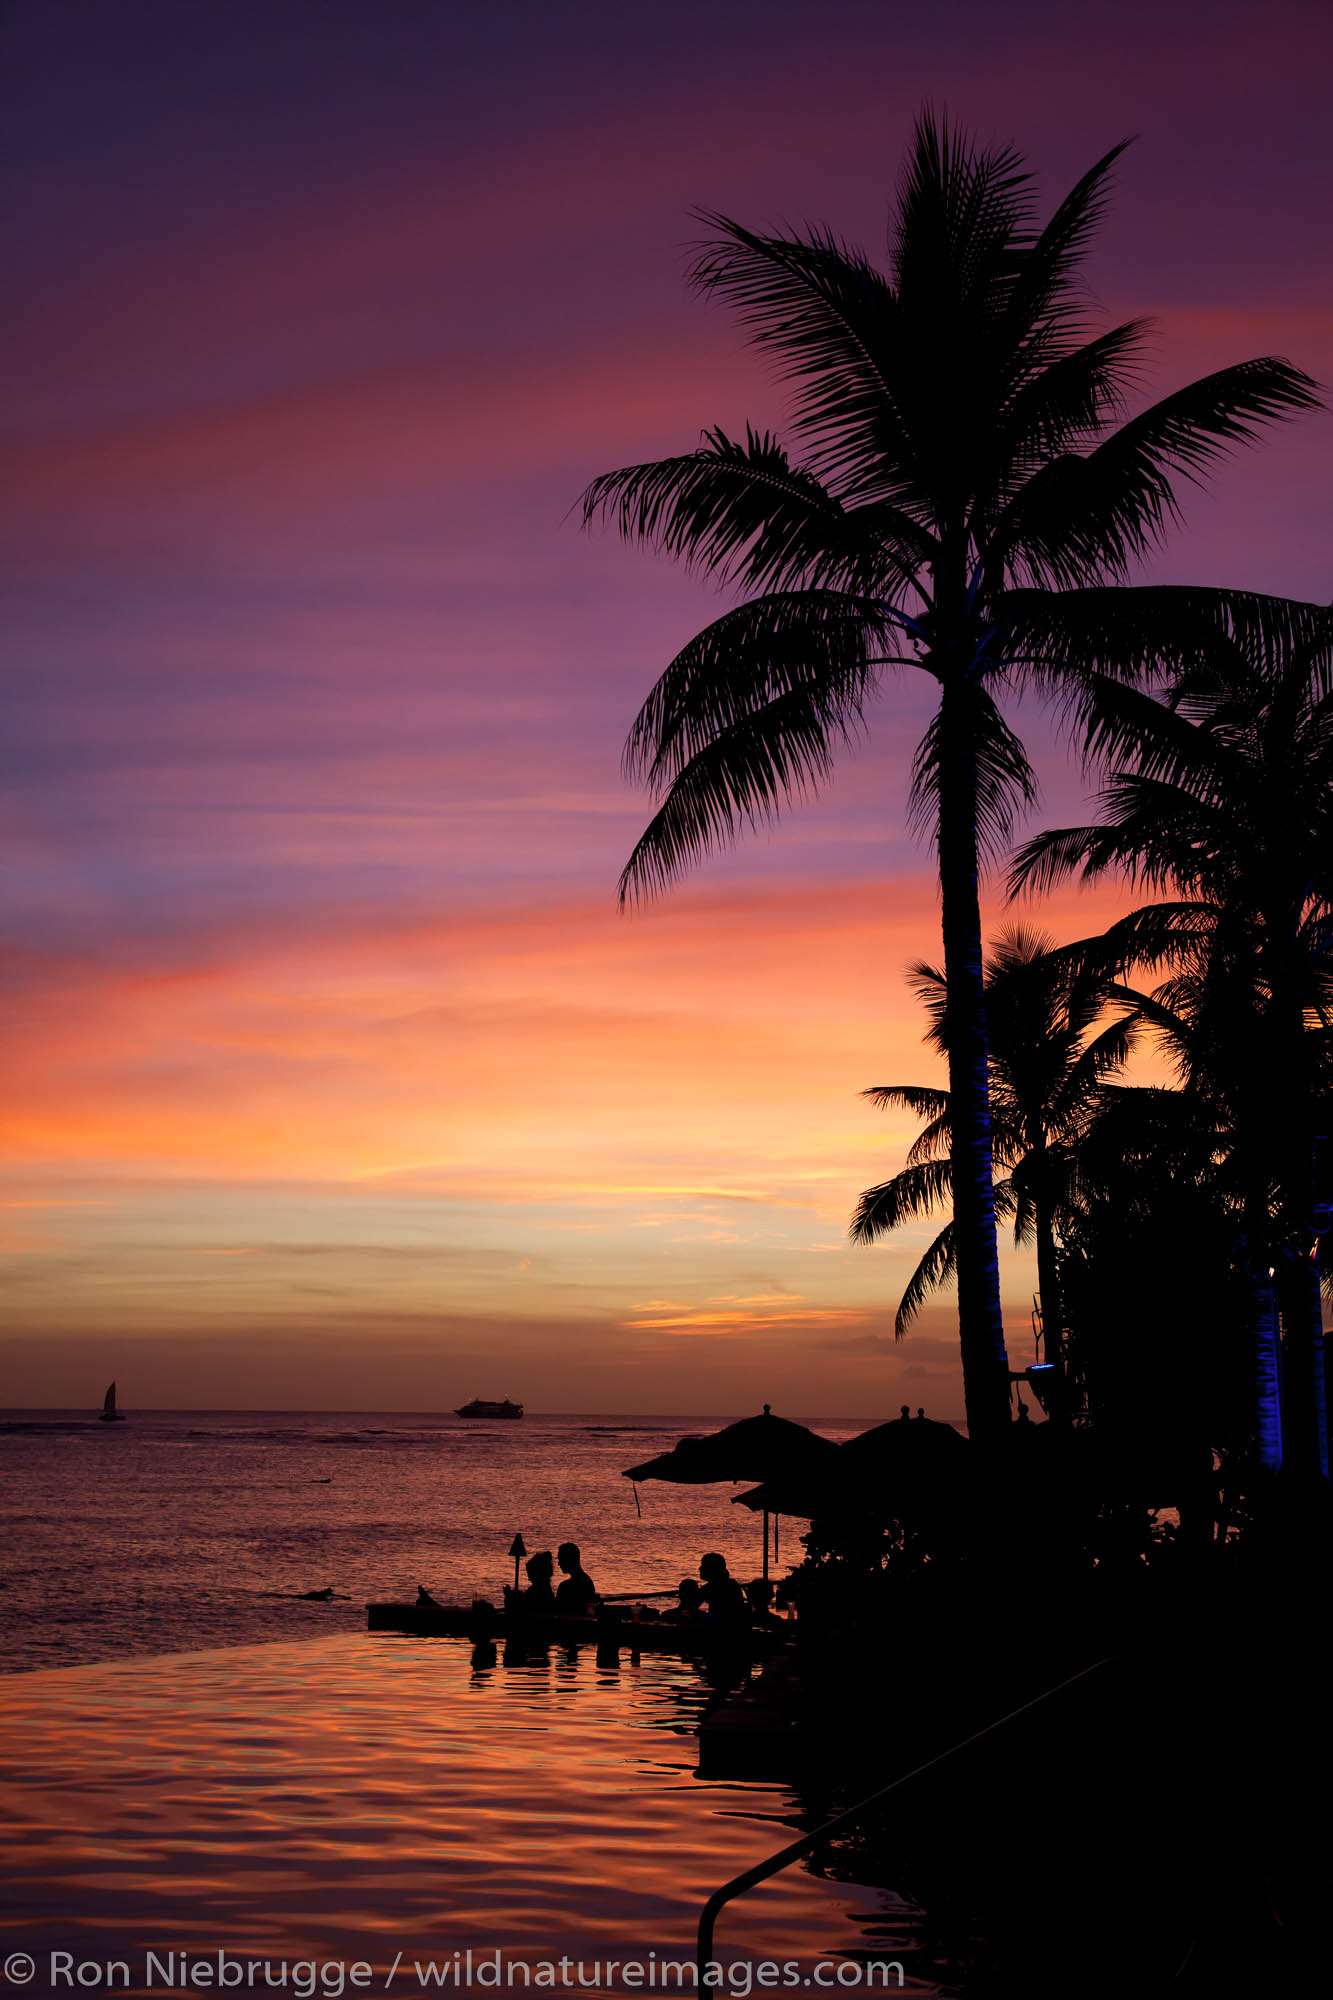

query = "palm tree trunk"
[[1267, 948, 1329, 1479], [936, 676, 1011, 1439], [1277, 1249, 1328, 1479], [1034, 1182, 1067, 1405], [1242, 1239, 1283, 1471]]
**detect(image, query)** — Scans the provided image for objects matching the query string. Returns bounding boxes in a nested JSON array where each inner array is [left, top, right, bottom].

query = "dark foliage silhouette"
[[851, 927, 1136, 1390], [1011, 595, 1333, 1472], [582, 112, 1317, 1437]]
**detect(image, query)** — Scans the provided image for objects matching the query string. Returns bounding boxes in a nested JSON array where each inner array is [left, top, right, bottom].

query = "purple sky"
[[3, 0, 1331, 1412]]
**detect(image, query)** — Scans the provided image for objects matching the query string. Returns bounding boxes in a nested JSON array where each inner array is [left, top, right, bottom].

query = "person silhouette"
[[660, 1577, 702, 1622], [698, 1551, 747, 1622], [555, 1541, 597, 1613], [743, 1578, 782, 1626], [522, 1550, 556, 1610]]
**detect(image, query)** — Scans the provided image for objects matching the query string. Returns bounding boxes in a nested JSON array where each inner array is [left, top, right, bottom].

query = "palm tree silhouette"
[[582, 113, 1318, 1439], [851, 928, 1136, 1396], [1010, 597, 1333, 1471]]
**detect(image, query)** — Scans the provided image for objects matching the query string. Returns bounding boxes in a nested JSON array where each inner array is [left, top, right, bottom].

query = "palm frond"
[[623, 589, 890, 788], [984, 320, 1151, 497], [905, 1112, 953, 1166], [689, 216, 923, 508], [1005, 824, 1102, 898], [1035, 906, 1218, 982], [580, 426, 921, 595], [848, 1159, 954, 1242], [617, 684, 862, 905], [1063, 1011, 1139, 1092], [1075, 673, 1242, 792], [999, 141, 1131, 349], [1000, 584, 1329, 688], [861, 1084, 951, 1119], [893, 1223, 957, 1336], [909, 687, 1039, 861], [993, 362, 1322, 588], [891, 111, 1032, 313]]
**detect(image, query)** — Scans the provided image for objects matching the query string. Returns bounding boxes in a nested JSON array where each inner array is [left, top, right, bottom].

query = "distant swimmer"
[[299, 1587, 335, 1601], [555, 1542, 597, 1614]]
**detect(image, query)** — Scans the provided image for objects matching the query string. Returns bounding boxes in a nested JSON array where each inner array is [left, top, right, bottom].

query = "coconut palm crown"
[[850, 928, 1136, 1378], [1009, 600, 1333, 1471], [581, 112, 1319, 1440]]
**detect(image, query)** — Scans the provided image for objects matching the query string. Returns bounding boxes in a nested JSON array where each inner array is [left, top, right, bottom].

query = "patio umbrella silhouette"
[[624, 1405, 837, 1577], [733, 1406, 971, 1524]]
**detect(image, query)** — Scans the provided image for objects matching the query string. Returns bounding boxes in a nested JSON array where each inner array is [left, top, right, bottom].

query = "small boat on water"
[[98, 1382, 126, 1423], [455, 1398, 523, 1419]]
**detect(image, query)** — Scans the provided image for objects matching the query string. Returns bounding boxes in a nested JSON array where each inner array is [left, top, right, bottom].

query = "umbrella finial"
[[763, 1403, 771, 1416]]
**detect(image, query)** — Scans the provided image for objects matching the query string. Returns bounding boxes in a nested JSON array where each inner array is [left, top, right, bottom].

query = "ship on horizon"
[[455, 1398, 523, 1420]]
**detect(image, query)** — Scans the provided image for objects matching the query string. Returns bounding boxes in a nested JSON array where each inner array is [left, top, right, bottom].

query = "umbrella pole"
[[762, 1509, 770, 1581]]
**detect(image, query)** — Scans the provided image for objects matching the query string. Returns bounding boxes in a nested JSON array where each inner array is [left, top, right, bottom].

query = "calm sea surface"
[[0, 1410, 870, 1675], [1, 1412, 933, 1996]]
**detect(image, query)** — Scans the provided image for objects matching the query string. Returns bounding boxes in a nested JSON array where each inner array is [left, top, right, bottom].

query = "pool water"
[[0, 1633, 936, 1998]]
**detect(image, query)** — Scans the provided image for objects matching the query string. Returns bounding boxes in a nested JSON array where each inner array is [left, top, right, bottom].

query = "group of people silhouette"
[[417, 1543, 775, 1628], [507, 1545, 764, 1624]]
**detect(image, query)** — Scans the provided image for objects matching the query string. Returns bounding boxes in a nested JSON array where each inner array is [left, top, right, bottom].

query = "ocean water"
[[0, 1409, 868, 1675], [0, 1412, 933, 1996]]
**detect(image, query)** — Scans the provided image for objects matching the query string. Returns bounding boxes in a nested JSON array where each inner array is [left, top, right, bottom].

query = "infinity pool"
[[0, 1634, 932, 1997]]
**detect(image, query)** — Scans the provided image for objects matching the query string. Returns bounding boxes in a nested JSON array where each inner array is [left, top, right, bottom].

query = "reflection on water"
[[0, 1634, 934, 1996], [0, 1412, 870, 1673]]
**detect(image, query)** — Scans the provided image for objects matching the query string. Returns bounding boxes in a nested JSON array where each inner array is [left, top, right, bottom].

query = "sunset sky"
[[4, 0, 1331, 1415]]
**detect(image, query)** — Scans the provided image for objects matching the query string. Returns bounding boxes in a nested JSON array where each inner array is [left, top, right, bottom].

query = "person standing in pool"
[[555, 1541, 597, 1613]]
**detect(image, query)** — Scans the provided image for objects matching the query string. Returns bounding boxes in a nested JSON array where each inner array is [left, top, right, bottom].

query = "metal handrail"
[[697, 1656, 1111, 1979]]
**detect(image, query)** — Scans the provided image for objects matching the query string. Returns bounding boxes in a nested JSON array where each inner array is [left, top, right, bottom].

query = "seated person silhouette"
[[743, 1577, 782, 1626], [514, 1549, 556, 1613], [555, 1541, 598, 1614], [698, 1551, 747, 1623], [660, 1577, 703, 1623]]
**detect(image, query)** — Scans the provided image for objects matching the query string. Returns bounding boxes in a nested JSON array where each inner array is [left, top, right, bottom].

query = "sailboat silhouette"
[[99, 1381, 126, 1423]]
